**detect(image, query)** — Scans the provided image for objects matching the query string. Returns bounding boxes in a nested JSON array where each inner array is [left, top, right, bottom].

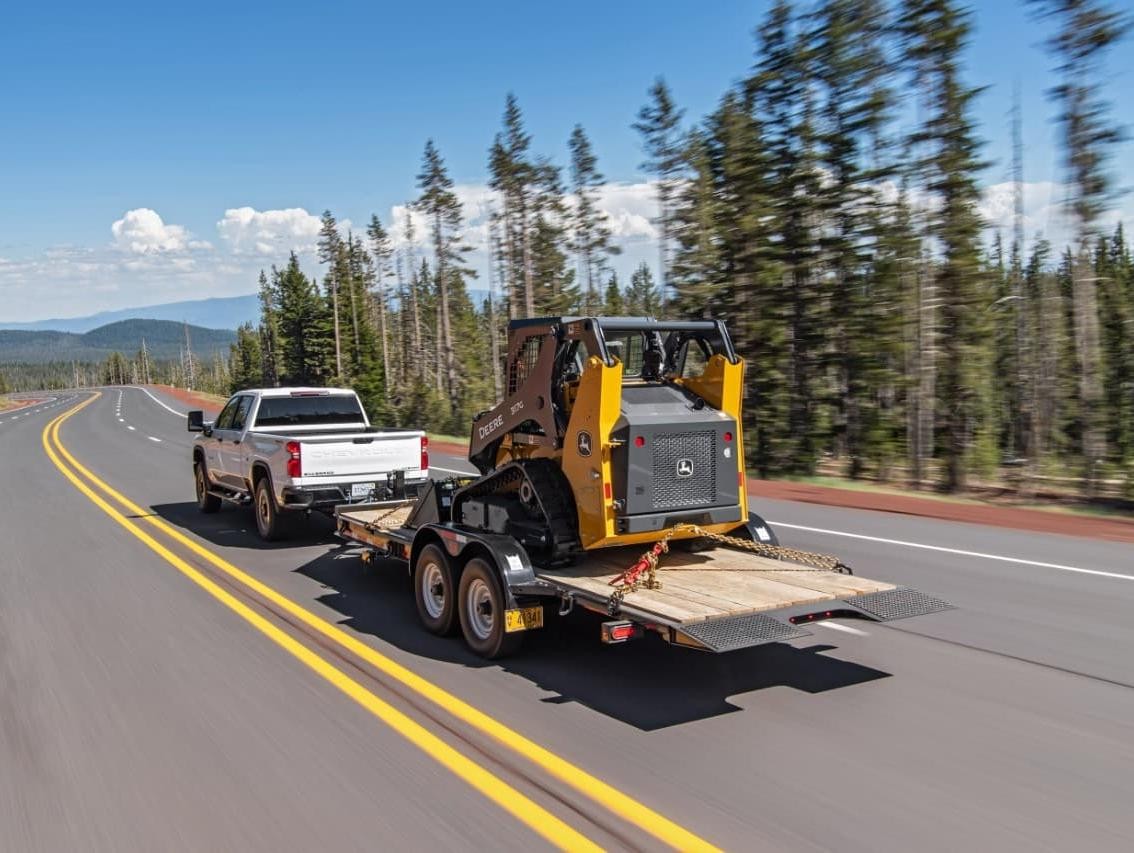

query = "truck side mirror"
[[187, 410, 205, 432]]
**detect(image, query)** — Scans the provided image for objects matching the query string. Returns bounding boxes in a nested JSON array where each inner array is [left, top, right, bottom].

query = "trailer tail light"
[[286, 441, 302, 478], [420, 436, 429, 471], [601, 621, 643, 644]]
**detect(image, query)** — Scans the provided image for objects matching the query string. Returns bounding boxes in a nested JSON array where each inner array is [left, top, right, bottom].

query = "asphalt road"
[[2, 387, 1132, 851]]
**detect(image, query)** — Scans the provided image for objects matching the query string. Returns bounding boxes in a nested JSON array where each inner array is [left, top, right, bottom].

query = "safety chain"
[[606, 524, 852, 616]]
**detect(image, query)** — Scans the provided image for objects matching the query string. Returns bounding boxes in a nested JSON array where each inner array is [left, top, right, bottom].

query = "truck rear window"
[[254, 395, 365, 427]]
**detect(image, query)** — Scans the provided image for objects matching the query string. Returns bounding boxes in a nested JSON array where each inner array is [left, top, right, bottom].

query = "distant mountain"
[[0, 319, 237, 363], [0, 294, 260, 333]]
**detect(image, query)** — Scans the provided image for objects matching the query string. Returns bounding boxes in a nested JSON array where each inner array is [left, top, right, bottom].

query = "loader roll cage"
[[470, 316, 741, 472]]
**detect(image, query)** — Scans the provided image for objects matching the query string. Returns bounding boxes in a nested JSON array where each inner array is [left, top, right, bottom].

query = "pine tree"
[[257, 270, 282, 386], [416, 139, 468, 409], [633, 77, 685, 308], [276, 253, 333, 384], [229, 323, 262, 392], [1029, 0, 1131, 490], [318, 210, 345, 381], [568, 124, 619, 314], [625, 262, 662, 315], [367, 214, 394, 396], [899, 0, 988, 491]]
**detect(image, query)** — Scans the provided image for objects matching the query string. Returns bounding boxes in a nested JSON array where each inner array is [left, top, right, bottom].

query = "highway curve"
[[2, 387, 1132, 851]]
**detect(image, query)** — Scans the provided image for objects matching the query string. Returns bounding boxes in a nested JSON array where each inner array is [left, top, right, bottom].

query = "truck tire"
[[194, 460, 222, 514], [413, 544, 458, 636], [457, 558, 522, 659], [254, 477, 287, 541]]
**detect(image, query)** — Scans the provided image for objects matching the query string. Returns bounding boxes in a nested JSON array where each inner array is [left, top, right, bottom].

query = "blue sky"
[[1, 0, 1131, 322]]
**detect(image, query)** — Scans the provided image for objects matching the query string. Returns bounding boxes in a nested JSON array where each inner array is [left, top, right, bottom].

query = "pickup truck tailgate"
[[299, 433, 422, 480]]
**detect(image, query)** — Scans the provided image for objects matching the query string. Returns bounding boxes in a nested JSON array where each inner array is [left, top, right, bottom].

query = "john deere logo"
[[676, 458, 694, 478], [577, 431, 592, 457]]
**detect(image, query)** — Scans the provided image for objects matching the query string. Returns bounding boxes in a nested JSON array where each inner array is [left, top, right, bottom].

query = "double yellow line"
[[44, 393, 720, 853]]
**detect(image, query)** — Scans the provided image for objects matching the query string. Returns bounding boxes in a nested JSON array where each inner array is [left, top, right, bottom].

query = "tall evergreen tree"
[[1029, 0, 1131, 490], [633, 77, 685, 308], [568, 124, 619, 314], [416, 139, 469, 410], [899, 0, 988, 491]]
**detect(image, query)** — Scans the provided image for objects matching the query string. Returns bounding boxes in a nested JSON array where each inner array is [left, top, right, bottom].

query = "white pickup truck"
[[188, 387, 428, 540]]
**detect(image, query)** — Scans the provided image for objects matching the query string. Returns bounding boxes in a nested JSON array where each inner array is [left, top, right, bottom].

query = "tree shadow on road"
[[149, 501, 891, 730]]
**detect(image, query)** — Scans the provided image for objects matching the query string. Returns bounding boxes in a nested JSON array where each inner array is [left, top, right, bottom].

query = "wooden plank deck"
[[340, 503, 414, 530], [538, 545, 895, 625]]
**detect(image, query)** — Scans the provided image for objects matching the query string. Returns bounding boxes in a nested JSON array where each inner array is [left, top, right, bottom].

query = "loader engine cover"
[[611, 385, 741, 530]]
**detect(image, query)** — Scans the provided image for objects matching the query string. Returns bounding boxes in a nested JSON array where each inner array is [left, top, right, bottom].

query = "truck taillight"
[[420, 436, 429, 471], [286, 440, 302, 478]]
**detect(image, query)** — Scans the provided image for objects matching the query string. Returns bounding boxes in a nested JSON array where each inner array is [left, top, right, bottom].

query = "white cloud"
[[111, 208, 209, 254], [216, 206, 324, 256]]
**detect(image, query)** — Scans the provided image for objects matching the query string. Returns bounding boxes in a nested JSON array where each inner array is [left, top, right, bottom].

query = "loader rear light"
[[604, 482, 612, 500], [285, 441, 302, 478], [634, 435, 646, 447], [420, 436, 429, 471], [724, 431, 733, 442]]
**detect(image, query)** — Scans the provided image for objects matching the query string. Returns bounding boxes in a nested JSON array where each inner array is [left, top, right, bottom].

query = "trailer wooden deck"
[[537, 545, 897, 625]]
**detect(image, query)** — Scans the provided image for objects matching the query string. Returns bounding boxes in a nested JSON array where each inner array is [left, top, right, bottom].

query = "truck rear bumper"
[[668, 588, 953, 653], [282, 477, 428, 511]]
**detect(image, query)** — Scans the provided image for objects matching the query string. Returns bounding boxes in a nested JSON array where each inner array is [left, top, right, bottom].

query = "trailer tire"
[[413, 544, 458, 636], [194, 460, 222, 514], [254, 477, 287, 541], [458, 558, 522, 659]]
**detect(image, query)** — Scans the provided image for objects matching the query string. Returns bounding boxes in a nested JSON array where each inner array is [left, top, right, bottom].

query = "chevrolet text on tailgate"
[[187, 387, 428, 540]]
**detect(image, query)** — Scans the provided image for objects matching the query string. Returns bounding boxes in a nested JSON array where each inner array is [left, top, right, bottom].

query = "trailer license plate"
[[504, 606, 543, 633], [351, 483, 374, 499]]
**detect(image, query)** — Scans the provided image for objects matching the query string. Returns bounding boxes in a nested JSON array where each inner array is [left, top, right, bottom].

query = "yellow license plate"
[[504, 606, 544, 633]]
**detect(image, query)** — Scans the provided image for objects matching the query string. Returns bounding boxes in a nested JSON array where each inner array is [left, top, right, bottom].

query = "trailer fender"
[[414, 524, 548, 608]]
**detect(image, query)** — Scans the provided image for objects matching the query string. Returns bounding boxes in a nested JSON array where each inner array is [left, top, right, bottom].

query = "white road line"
[[147, 436, 162, 443], [132, 386, 185, 417], [816, 622, 869, 636], [769, 521, 1134, 582], [431, 465, 478, 475], [127, 425, 136, 431]]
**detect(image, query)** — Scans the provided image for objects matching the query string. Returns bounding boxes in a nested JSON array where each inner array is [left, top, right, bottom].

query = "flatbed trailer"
[[335, 487, 951, 656]]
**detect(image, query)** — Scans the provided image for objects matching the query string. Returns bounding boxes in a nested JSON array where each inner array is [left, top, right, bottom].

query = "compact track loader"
[[337, 317, 951, 658]]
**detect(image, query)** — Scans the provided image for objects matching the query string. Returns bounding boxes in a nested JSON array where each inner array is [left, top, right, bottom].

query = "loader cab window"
[[606, 332, 646, 378], [676, 337, 712, 378]]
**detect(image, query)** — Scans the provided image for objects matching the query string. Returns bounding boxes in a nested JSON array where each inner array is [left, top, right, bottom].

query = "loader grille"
[[652, 430, 717, 510]]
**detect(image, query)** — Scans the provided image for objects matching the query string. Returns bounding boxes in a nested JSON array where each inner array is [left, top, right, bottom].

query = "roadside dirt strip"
[[42, 393, 721, 852]]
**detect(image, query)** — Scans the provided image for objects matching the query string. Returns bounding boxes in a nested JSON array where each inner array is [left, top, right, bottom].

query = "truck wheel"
[[194, 461, 222, 513], [458, 558, 522, 659], [254, 477, 287, 541], [413, 544, 458, 635]]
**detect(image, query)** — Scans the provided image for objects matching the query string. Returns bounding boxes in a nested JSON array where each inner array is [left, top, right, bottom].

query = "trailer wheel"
[[458, 558, 522, 659], [254, 477, 287, 541], [194, 460, 222, 513], [413, 544, 458, 635]]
